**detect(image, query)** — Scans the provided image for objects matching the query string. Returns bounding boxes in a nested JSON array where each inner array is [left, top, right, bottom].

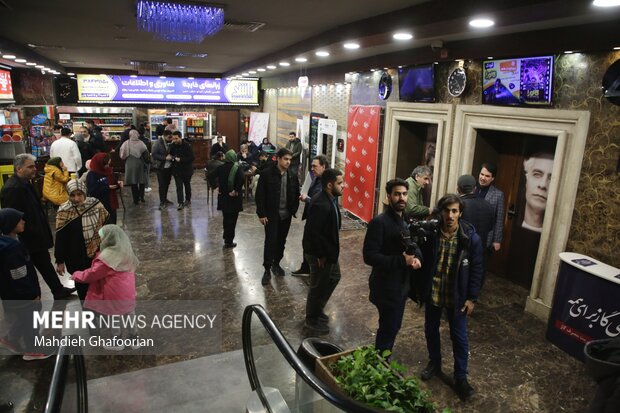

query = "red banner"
[[0, 69, 14, 100], [342, 105, 381, 223]]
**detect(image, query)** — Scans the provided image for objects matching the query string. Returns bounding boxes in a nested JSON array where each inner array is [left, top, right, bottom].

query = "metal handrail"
[[242, 304, 381, 413], [44, 335, 88, 413]]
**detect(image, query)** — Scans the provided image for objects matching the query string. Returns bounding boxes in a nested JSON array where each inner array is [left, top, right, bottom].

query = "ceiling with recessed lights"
[[0, 0, 619, 79]]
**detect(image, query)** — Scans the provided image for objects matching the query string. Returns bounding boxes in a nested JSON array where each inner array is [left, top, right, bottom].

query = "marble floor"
[[0, 175, 595, 412]]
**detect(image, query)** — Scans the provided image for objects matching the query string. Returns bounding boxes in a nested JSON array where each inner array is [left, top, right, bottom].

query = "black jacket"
[[216, 163, 245, 213], [0, 176, 54, 251], [302, 191, 341, 263], [169, 140, 195, 176], [0, 235, 41, 300], [151, 137, 170, 170], [255, 164, 300, 219], [363, 207, 422, 308], [301, 175, 324, 221], [461, 194, 494, 247], [210, 142, 228, 157]]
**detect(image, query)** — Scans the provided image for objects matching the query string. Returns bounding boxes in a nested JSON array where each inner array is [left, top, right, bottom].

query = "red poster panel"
[[342, 105, 381, 223], [0, 70, 14, 100]]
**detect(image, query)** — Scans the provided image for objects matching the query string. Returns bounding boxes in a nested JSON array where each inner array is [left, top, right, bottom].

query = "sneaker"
[[0, 337, 19, 354], [261, 270, 271, 286], [177, 203, 184, 210], [54, 287, 77, 300], [23, 352, 53, 361], [144, 187, 152, 192], [455, 378, 475, 401], [304, 319, 330, 334], [291, 265, 310, 276], [271, 264, 285, 277], [159, 203, 167, 210], [223, 242, 237, 249], [421, 360, 441, 381], [103, 344, 125, 351]]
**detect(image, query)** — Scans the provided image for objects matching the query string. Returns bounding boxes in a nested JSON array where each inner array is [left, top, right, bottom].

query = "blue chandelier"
[[136, 1, 225, 43]]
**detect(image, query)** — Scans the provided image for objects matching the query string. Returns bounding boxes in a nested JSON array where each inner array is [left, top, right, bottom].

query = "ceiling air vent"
[[175, 52, 208, 58], [130, 61, 167, 75], [223, 21, 266, 33]]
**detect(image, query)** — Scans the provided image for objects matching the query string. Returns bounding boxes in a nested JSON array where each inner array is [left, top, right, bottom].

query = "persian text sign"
[[77, 75, 258, 105], [0, 69, 13, 100]]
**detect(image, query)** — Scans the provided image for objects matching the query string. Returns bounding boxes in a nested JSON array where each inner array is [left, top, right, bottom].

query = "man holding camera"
[[418, 194, 483, 402], [363, 178, 422, 353]]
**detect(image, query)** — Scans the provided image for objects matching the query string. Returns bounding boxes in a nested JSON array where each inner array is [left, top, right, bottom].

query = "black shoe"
[[261, 270, 271, 286], [223, 242, 237, 249], [455, 378, 475, 401], [165, 199, 174, 205], [184, 200, 191, 207], [421, 360, 441, 381], [177, 203, 184, 210], [318, 313, 329, 323], [54, 287, 77, 300], [271, 264, 285, 277], [304, 319, 330, 334], [159, 203, 167, 210], [291, 265, 310, 276], [140, 198, 146, 203]]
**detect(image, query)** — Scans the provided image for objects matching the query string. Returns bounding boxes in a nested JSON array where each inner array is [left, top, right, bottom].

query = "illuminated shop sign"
[[77, 75, 258, 105], [0, 69, 14, 101]]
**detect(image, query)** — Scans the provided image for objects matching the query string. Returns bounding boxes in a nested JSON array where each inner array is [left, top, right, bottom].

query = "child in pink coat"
[[72, 224, 139, 350]]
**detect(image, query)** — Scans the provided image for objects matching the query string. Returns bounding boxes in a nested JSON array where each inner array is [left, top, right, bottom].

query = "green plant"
[[329, 346, 451, 413]]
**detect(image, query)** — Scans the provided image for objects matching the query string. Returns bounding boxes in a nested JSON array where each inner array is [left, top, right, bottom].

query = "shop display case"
[[57, 106, 135, 140]]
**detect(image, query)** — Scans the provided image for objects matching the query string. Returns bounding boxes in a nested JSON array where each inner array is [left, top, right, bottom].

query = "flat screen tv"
[[398, 64, 435, 102], [482, 56, 553, 106]]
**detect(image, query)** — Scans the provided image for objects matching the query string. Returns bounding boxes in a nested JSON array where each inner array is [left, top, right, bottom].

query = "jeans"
[[374, 299, 407, 353], [305, 254, 341, 321], [156, 167, 173, 204], [424, 304, 469, 379], [262, 216, 292, 269], [174, 174, 192, 203]]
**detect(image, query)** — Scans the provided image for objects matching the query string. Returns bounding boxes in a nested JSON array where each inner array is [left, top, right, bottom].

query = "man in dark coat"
[[292, 155, 329, 276], [476, 162, 505, 252], [0, 154, 75, 299], [169, 131, 195, 210], [363, 178, 422, 353], [151, 130, 175, 210], [285, 131, 302, 176], [84, 119, 106, 153], [302, 168, 344, 334], [457, 174, 494, 276], [255, 148, 300, 285], [418, 194, 484, 402], [217, 150, 245, 248]]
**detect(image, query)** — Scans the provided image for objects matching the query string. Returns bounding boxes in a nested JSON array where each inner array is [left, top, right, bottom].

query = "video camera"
[[405, 216, 440, 246]]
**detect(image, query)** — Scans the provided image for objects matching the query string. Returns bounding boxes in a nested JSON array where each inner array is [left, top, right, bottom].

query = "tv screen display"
[[398, 64, 435, 102], [482, 56, 553, 106]]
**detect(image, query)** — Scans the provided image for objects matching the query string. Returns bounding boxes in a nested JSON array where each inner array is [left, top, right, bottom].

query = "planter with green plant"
[[316, 346, 451, 413]]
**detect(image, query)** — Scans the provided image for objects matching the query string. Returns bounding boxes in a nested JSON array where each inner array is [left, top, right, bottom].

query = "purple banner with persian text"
[[77, 75, 258, 105]]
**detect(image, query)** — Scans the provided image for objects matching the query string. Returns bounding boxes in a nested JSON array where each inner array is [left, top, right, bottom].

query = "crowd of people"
[[1, 122, 516, 404]]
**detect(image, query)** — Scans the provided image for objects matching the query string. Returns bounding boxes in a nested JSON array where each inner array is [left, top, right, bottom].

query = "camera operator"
[[418, 194, 483, 402], [363, 178, 422, 354]]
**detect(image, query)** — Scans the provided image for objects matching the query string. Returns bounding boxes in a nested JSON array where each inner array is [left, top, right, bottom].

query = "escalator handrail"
[[44, 335, 88, 413], [242, 304, 383, 413]]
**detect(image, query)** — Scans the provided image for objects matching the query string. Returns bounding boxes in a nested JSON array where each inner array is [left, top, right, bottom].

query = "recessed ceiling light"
[[469, 18, 495, 28], [613, 46, 620, 50], [434, 61, 438, 64], [257, 68, 266, 72], [343, 42, 360, 50], [26, 62, 37, 66], [176, 65, 186, 69], [15, 58, 27, 63], [487, 56, 494, 59], [279, 61, 290, 66], [242, 72, 249, 76], [295, 57, 307, 63], [564, 50, 574, 54], [2, 55, 16, 59], [383, 67, 388, 70], [593, 0, 620, 7], [397, 65, 403, 68], [266, 65, 276, 69], [35, 65, 44, 68], [43, 67, 52, 71], [188, 76, 194, 79], [67, 72, 75, 76], [370, 68, 377, 71], [249, 70, 257, 74], [160, 76, 166, 79], [130, 75, 137, 78], [315, 51, 330, 57], [393, 32, 413, 41]]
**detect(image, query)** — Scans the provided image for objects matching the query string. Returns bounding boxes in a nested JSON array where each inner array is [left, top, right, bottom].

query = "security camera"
[[430, 40, 444, 51]]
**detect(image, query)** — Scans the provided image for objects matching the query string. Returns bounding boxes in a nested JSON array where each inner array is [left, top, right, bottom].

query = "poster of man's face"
[[522, 152, 554, 232]]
